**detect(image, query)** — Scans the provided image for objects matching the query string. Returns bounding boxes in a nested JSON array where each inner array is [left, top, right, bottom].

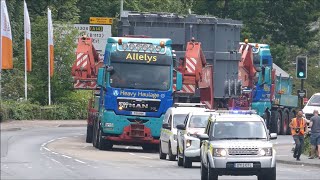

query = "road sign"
[[89, 17, 113, 25], [297, 89, 307, 98], [74, 24, 111, 60]]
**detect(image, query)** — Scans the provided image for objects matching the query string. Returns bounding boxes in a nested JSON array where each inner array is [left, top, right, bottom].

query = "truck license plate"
[[234, 163, 253, 168], [131, 111, 146, 116]]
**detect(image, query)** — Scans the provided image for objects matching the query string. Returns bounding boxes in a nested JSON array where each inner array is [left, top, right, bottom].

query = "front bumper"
[[184, 139, 201, 158], [211, 156, 275, 169]]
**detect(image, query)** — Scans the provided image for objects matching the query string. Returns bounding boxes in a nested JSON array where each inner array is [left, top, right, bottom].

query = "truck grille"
[[130, 124, 145, 138], [228, 148, 259, 155]]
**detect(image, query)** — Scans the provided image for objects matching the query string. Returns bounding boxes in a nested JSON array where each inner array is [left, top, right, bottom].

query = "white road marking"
[[51, 151, 59, 155], [129, 153, 135, 156], [43, 147, 51, 152], [50, 158, 60, 164], [277, 155, 289, 157], [62, 155, 72, 159], [139, 156, 152, 159], [74, 159, 86, 164]]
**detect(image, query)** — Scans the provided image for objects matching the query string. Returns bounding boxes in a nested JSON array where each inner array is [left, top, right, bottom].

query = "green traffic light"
[[299, 72, 304, 77]]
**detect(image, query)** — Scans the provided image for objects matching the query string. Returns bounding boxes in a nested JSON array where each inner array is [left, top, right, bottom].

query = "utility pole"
[[120, 0, 123, 20]]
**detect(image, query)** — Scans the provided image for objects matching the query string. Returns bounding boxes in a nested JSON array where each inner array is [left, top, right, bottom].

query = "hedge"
[[0, 100, 88, 121]]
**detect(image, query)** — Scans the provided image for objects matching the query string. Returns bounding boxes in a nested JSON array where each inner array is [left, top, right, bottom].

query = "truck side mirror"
[[162, 123, 171, 129], [106, 65, 114, 72], [97, 68, 105, 87], [176, 72, 183, 91]]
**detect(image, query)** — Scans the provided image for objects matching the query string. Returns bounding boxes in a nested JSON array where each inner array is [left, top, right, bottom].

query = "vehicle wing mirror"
[[176, 124, 186, 130], [198, 134, 209, 141], [270, 133, 277, 140], [97, 68, 105, 87], [176, 72, 182, 91], [162, 123, 171, 129]]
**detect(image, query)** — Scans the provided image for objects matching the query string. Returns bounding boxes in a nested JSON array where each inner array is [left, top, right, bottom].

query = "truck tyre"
[[86, 125, 93, 143], [271, 110, 281, 134], [207, 161, 218, 180], [159, 142, 167, 160], [258, 167, 276, 180], [168, 142, 176, 161], [289, 110, 295, 135], [183, 153, 192, 168], [263, 110, 271, 129], [281, 109, 290, 135], [200, 161, 208, 180], [177, 146, 183, 166], [97, 129, 113, 150], [92, 121, 99, 148], [142, 145, 158, 152]]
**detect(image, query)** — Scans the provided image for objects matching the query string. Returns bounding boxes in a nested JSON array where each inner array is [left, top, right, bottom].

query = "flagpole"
[[48, 8, 51, 105], [24, 1, 27, 101]]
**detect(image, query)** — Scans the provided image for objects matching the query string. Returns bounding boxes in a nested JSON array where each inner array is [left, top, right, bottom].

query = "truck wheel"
[[159, 142, 167, 160], [288, 110, 295, 135], [281, 109, 290, 135], [142, 145, 157, 152], [271, 110, 281, 134], [207, 161, 218, 180], [183, 153, 192, 168], [177, 146, 183, 166], [200, 161, 208, 180], [263, 110, 271, 129], [168, 142, 176, 161], [86, 125, 93, 143], [92, 122, 99, 148], [97, 129, 113, 150]]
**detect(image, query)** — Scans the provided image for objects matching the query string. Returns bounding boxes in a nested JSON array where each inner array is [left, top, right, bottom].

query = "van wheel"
[[177, 145, 183, 166], [168, 142, 176, 161], [258, 167, 276, 180], [159, 142, 167, 160], [207, 161, 218, 180], [200, 161, 208, 180], [183, 154, 192, 168]]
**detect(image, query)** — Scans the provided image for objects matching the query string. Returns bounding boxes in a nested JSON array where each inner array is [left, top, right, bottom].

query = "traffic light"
[[296, 56, 307, 79]]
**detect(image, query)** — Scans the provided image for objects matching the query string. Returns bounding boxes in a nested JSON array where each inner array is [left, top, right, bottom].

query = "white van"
[[303, 93, 320, 120], [159, 103, 206, 161]]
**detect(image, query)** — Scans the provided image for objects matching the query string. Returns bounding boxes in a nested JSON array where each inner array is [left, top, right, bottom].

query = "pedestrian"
[[289, 110, 307, 161], [309, 110, 320, 159]]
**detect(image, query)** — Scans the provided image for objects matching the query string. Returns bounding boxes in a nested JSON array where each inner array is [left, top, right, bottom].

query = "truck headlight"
[[213, 148, 227, 157], [186, 139, 192, 147], [259, 148, 272, 156], [105, 123, 114, 127]]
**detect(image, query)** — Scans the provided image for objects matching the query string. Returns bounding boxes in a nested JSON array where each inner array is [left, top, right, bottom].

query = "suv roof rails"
[[173, 103, 207, 108]]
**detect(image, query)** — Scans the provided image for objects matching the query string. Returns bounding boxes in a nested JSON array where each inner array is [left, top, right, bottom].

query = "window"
[[173, 114, 188, 127], [308, 95, 320, 106], [188, 115, 210, 128]]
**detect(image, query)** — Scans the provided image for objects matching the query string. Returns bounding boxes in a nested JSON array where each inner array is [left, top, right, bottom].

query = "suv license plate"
[[234, 163, 253, 168]]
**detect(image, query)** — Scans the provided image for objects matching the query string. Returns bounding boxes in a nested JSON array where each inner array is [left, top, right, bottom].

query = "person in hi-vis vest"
[[289, 111, 307, 161]]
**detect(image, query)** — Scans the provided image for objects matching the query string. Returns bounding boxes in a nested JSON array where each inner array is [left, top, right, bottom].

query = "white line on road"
[[50, 158, 61, 164], [43, 147, 51, 152], [51, 151, 59, 155], [139, 156, 152, 159], [129, 153, 135, 156], [277, 155, 289, 157], [61, 155, 72, 159], [74, 159, 86, 164]]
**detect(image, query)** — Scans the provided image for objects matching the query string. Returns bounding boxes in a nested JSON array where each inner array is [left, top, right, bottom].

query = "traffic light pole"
[[300, 79, 304, 109]]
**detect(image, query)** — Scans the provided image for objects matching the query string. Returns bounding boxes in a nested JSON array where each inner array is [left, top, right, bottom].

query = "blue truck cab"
[[95, 37, 182, 150]]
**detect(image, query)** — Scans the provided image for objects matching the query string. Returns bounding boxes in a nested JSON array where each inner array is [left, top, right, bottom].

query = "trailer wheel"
[[281, 109, 290, 135], [288, 110, 296, 135], [263, 110, 271, 129], [271, 110, 282, 134]]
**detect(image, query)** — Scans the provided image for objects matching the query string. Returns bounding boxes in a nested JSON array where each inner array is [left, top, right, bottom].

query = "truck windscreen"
[[109, 62, 170, 91]]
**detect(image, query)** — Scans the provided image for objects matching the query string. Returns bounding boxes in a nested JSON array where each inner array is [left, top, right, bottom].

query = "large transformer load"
[[118, 11, 242, 107]]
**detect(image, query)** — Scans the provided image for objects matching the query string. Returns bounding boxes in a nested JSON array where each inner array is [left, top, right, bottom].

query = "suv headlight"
[[259, 148, 272, 156], [213, 148, 227, 157]]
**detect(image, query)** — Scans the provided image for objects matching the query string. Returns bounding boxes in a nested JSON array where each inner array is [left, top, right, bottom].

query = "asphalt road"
[[1, 126, 319, 180]]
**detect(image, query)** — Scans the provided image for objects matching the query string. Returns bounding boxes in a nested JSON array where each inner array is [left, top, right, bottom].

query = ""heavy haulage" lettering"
[[126, 53, 157, 63]]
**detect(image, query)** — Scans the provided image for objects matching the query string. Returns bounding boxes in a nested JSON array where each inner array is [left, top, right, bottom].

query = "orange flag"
[[1, 0, 13, 71], [48, 8, 54, 77], [24, 0, 31, 72]]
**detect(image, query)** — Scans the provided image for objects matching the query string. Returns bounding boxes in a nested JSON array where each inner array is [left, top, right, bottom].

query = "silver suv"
[[199, 110, 277, 180]]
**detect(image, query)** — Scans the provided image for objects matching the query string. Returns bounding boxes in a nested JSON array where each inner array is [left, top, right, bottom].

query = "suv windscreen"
[[307, 95, 320, 106], [212, 121, 267, 140], [173, 114, 188, 127], [189, 115, 209, 128]]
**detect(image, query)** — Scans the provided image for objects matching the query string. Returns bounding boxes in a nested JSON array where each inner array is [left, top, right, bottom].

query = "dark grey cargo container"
[[118, 11, 242, 98]]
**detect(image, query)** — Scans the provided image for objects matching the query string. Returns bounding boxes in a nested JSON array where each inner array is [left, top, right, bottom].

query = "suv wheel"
[[168, 142, 176, 161], [159, 142, 167, 160], [258, 167, 276, 180], [207, 161, 218, 180], [200, 161, 208, 180]]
